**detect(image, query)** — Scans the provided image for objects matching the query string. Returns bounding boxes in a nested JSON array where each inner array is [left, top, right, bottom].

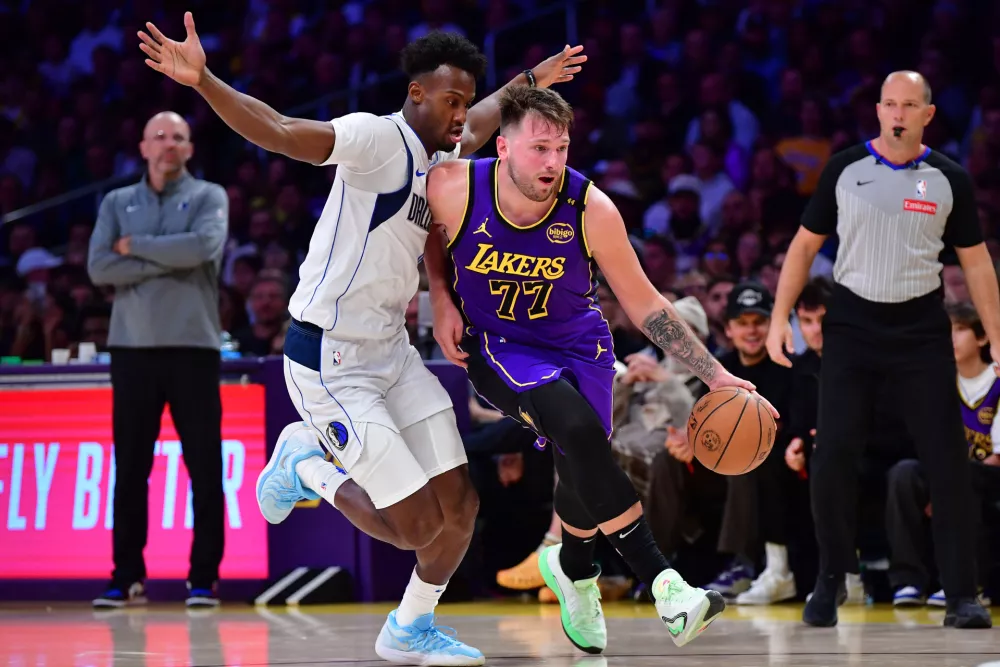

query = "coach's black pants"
[[811, 285, 977, 598], [109, 347, 223, 587]]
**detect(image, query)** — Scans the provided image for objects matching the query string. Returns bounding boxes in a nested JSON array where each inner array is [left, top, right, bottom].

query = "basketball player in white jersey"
[[139, 13, 584, 665]]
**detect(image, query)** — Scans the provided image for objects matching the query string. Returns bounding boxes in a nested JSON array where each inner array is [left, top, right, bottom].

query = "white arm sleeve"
[[320, 113, 404, 172]]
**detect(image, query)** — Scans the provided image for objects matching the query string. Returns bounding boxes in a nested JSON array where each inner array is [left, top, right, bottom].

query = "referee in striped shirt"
[[767, 71, 998, 629]]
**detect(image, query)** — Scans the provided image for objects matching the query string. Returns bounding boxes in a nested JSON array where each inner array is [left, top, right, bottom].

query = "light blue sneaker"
[[255, 422, 324, 524], [375, 610, 485, 666]]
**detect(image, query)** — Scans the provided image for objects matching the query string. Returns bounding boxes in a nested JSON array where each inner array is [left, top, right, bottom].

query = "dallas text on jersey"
[[406, 192, 433, 231]]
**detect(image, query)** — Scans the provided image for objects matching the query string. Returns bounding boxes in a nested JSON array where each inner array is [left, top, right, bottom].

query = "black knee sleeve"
[[554, 478, 596, 530], [525, 379, 639, 525]]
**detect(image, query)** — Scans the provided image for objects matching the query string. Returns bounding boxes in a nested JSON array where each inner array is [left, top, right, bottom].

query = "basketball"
[[687, 387, 776, 475]]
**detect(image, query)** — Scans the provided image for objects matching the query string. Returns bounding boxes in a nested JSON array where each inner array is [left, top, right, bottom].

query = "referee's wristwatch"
[[523, 69, 536, 87]]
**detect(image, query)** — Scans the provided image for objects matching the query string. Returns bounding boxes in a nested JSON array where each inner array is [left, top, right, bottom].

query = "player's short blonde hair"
[[499, 86, 574, 135]]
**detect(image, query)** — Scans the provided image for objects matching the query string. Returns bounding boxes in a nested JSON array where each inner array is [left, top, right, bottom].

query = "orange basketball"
[[686, 387, 776, 475]]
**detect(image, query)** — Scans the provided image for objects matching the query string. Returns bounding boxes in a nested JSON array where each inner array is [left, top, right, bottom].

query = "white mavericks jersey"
[[289, 111, 461, 339]]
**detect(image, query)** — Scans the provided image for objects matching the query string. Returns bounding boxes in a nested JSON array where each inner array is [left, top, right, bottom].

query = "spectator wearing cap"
[[0, 248, 67, 362], [704, 281, 795, 604], [643, 173, 701, 238], [16, 247, 63, 304], [87, 110, 228, 609], [643, 174, 711, 274]]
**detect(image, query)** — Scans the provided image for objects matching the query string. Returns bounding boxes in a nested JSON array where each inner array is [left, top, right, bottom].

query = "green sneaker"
[[652, 568, 727, 647], [538, 544, 607, 654]]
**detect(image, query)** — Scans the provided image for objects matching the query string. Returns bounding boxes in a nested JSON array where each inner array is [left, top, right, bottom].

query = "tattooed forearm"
[[642, 309, 718, 383]]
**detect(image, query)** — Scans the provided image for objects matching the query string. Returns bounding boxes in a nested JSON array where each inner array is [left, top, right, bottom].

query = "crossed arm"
[[87, 186, 228, 287]]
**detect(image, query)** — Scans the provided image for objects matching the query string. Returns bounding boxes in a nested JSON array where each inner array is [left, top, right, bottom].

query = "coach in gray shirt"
[[767, 72, 999, 629], [87, 111, 228, 610]]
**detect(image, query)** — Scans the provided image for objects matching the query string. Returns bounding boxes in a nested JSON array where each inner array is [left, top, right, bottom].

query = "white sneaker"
[[255, 422, 324, 524], [538, 544, 607, 654], [893, 586, 926, 607], [375, 610, 484, 666], [735, 570, 796, 605], [844, 573, 866, 605], [651, 569, 726, 647]]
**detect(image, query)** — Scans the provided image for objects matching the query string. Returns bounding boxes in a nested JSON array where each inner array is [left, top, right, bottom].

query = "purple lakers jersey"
[[960, 375, 1000, 461], [448, 158, 611, 354]]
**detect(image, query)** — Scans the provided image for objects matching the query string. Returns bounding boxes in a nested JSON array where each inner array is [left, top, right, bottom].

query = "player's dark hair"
[[947, 301, 991, 363], [499, 86, 574, 135], [796, 276, 832, 312], [400, 32, 487, 79]]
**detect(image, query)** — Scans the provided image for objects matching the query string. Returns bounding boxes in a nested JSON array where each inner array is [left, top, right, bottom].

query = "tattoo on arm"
[[642, 309, 718, 383]]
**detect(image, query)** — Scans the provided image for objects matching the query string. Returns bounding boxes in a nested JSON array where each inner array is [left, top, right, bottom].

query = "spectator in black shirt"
[[706, 281, 795, 603]]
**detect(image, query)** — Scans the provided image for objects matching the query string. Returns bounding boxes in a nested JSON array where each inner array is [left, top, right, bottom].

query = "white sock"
[[536, 531, 562, 552], [764, 542, 790, 576], [295, 456, 350, 509], [396, 568, 447, 626]]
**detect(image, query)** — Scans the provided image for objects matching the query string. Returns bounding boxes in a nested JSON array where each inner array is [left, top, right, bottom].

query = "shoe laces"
[[659, 577, 697, 605], [266, 481, 304, 504], [410, 623, 467, 653], [571, 582, 603, 624]]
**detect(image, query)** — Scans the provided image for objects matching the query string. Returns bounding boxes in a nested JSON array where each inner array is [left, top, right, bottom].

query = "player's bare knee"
[[444, 483, 479, 536], [397, 489, 446, 550]]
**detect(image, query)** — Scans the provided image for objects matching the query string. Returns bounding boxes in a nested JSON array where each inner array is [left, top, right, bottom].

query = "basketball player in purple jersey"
[[424, 86, 779, 652]]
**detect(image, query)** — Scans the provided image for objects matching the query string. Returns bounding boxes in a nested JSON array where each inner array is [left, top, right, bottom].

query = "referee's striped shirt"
[[801, 141, 982, 303]]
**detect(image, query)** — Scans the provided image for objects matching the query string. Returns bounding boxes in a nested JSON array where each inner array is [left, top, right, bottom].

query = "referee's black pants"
[[811, 285, 977, 599], [109, 347, 224, 587]]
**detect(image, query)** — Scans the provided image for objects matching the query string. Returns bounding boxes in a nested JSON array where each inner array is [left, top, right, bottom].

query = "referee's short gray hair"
[[881, 70, 933, 105]]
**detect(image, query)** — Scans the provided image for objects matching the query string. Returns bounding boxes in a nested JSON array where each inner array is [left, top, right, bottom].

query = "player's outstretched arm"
[[459, 46, 586, 157], [585, 186, 779, 418], [138, 12, 335, 165]]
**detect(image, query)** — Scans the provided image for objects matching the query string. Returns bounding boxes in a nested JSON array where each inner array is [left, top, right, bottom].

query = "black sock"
[[605, 516, 671, 591], [559, 530, 600, 581]]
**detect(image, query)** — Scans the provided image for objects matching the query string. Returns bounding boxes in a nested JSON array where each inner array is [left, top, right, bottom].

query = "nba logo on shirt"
[[916, 179, 927, 199], [332, 350, 342, 366]]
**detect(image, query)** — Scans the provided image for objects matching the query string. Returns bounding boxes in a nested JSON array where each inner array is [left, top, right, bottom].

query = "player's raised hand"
[[766, 318, 795, 368], [138, 11, 206, 87], [431, 294, 469, 369], [530, 45, 587, 88]]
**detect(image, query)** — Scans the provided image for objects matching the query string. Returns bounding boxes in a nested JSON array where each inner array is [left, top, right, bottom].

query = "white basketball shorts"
[[282, 319, 466, 509]]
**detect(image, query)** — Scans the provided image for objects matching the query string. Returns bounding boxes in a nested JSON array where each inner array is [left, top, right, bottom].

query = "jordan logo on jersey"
[[406, 193, 432, 230], [474, 217, 492, 237]]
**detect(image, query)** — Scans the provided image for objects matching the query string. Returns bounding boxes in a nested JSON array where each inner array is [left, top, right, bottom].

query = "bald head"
[[876, 70, 936, 148], [140, 111, 193, 182], [881, 71, 932, 105]]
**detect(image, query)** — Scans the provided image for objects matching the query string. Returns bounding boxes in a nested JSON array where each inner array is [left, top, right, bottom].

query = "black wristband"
[[523, 69, 536, 87]]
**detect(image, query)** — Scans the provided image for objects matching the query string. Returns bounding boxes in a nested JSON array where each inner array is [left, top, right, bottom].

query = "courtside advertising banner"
[[0, 384, 268, 579]]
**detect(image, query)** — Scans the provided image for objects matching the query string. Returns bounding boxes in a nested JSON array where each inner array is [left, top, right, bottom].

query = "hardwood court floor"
[[1, 601, 998, 666]]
